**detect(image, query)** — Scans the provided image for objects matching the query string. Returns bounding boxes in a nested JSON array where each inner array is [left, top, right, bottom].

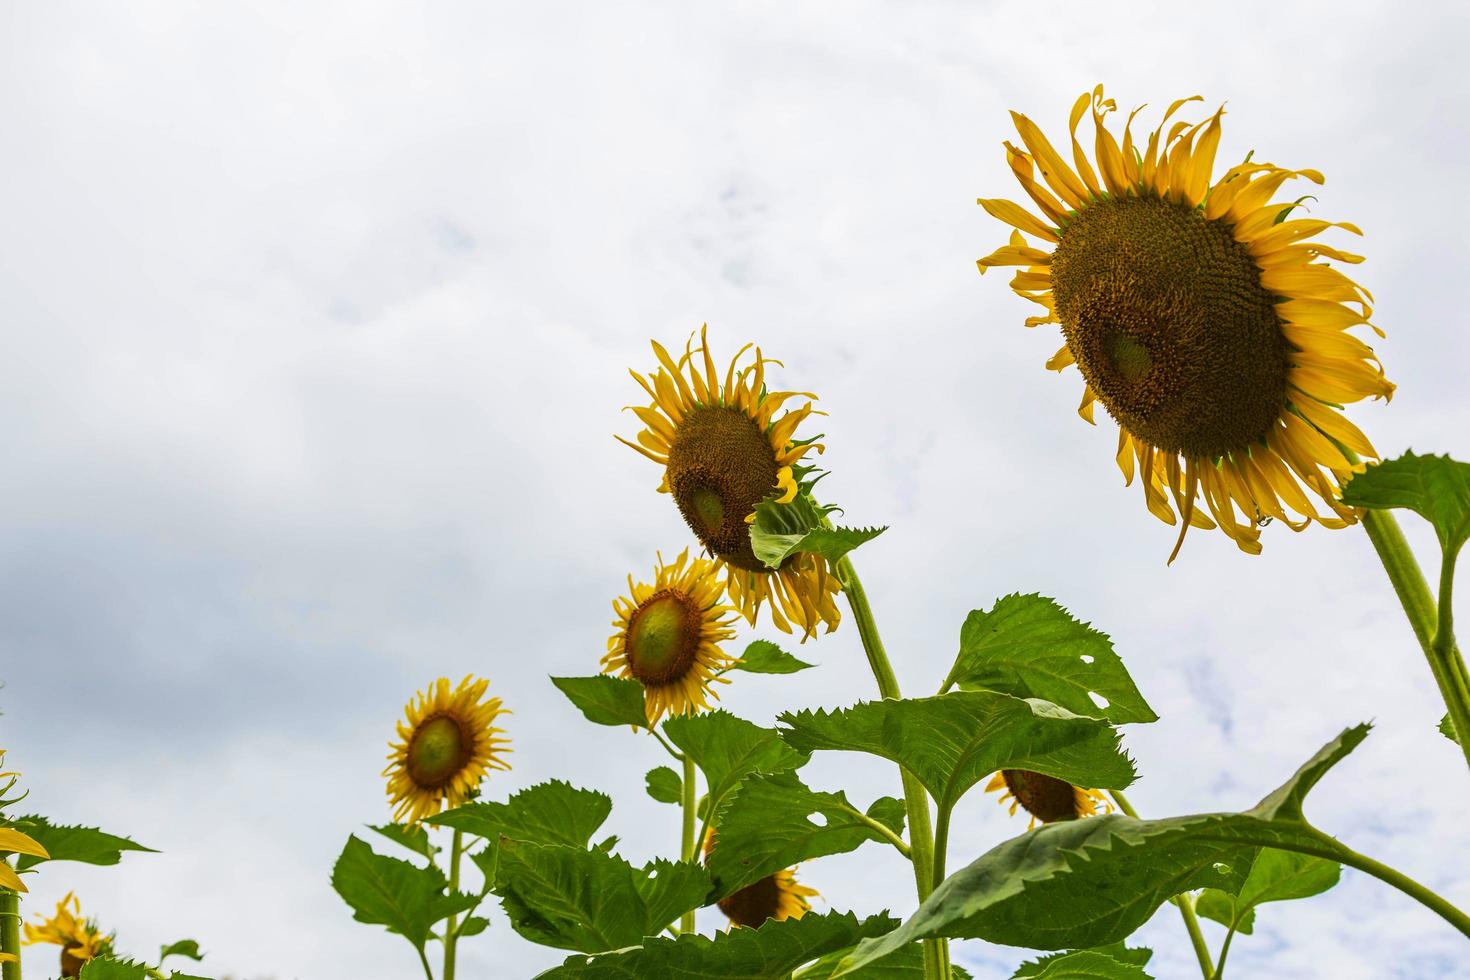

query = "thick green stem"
[[1110, 790, 1214, 980], [679, 753, 698, 935], [834, 556, 947, 980], [1, 879, 19, 980], [1361, 511, 1470, 771], [443, 829, 464, 980]]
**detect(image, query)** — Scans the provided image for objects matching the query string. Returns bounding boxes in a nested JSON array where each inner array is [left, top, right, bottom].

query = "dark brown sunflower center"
[[717, 873, 784, 928], [61, 947, 90, 979], [1049, 196, 1289, 460], [407, 714, 472, 789], [625, 589, 702, 685], [1002, 770, 1081, 824], [666, 405, 780, 572]]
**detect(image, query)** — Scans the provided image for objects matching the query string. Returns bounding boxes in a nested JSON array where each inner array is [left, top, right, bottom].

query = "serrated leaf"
[[429, 781, 612, 848], [369, 822, 437, 859], [750, 491, 886, 569], [331, 835, 476, 953], [831, 726, 1370, 971], [1341, 452, 1470, 555], [1194, 849, 1339, 936], [533, 911, 899, 979], [946, 594, 1156, 724], [731, 639, 816, 675], [8, 817, 155, 870], [707, 770, 905, 899], [780, 692, 1135, 815], [1442, 713, 1459, 744], [159, 938, 205, 962], [78, 959, 150, 980], [647, 766, 683, 805], [664, 711, 808, 819], [1010, 948, 1153, 979], [552, 674, 649, 728], [495, 842, 711, 953], [804, 942, 973, 979]]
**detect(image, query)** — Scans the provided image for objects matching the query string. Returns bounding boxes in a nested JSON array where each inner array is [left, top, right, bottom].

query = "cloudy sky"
[[3, 2, 1469, 977]]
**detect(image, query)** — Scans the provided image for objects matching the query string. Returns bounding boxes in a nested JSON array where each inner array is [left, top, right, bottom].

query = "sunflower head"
[[384, 675, 511, 825], [979, 86, 1394, 560], [619, 327, 841, 637], [602, 549, 738, 725], [704, 829, 819, 928], [986, 770, 1113, 830], [23, 893, 112, 978]]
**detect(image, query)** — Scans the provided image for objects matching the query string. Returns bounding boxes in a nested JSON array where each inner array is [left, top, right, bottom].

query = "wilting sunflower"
[[23, 892, 111, 978], [978, 86, 1394, 560], [619, 327, 841, 637], [986, 770, 1112, 830], [384, 675, 511, 825], [603, 549, 739, 725], [704, 830, 819, 928]]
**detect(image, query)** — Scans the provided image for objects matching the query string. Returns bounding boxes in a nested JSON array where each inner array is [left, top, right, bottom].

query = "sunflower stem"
[[1315, 829, 1470, 938], [835, 802, 912, 859], [1210, 923, 1239, 980], [1110, 790, 1215, 980], [679, 753, 698, 935], [833, 555, 948, 980], [1, 877, 19, 980], [1360, 510, 1470, 773], [650, 727, 685, 764], [441, 829, 464, 980]]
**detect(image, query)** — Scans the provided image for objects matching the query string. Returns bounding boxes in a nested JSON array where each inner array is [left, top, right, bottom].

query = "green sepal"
[[1194, 848, 1340, 936], [730, 639, 815, 675], [1441, 713, 1459, 744], [331, 835, 477, 955], [749, 491, 885, 569], [7, 816, 155, 870], [428, 780, 612, 849], [551, 675, 648, 728], [1341, 452, 1470, 556], [646, 766, 683, 805]]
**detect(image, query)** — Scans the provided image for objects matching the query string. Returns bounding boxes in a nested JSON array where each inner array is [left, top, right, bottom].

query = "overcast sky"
[[3, 2, 1469, 978]]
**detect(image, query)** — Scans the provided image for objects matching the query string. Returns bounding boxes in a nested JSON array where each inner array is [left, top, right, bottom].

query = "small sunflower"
[[23, 892, 112, 978], [384, 675, 511, 825], [619, 326, 841, 637], [704, 830, 819, 928], [603, 549, 739, 725], [1, 752, 50, 894], [985, 770, 1113, 830], [978, 86, 1394, 560]]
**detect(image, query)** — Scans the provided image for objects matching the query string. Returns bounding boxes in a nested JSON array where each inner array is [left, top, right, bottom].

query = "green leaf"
[[1442, 713, 1459, 744], [647, 766, 683, 805], [731, 639, 815, 675], [750, 491, 886, 569], [830, 726, 1370, 972], [1194, 849, 1339, 936], [707, 770, 904, 899], [8, 816, 156, 870], [457, 916, 490, 938], [664, 710, 808, 818], [779, 692, 1135, 814], [805, 942, 973, 979], [533, 911, 899, 979], [495, 842, 711, 953], [429, 780, 612, 848], [552, 674, 649, 728], [946, 594, 1157, 724], [1341, 452, 1470, 555], [331, 835, 476, 954], [1010, 949, 1153, 979], [159, 939, 205, 962], [369, 822, 437, 859], [78, 960, 150, 980]]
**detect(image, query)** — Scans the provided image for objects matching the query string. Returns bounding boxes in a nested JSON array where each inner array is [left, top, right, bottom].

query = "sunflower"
[[384, 675, 511, 825], [985, 770, 1113, 830], [619, 326, 841, 637], [603, 549, 739, 725], [1, 752, 49, 894], [978, 86, 1394, 560], [23, 892, 111, 978], [704, 830, 819, 928]]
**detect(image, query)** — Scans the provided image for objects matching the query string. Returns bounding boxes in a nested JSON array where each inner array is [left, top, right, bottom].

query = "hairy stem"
[[1, 878, 19, 980], [442, 829, 464, 980], [679, 753, 698, 935]]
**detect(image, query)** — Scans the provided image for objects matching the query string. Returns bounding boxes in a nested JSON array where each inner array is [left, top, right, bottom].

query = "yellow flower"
[[619, 327, 841, 637], [384, 676, 511, 825], [985, 770, 1113, 830], [704, 830, 819, 928], [23, 892, 111, 978], [602, 549, 739, 725], [0, 828, 50, 893], [979, 86, 1394, 560]]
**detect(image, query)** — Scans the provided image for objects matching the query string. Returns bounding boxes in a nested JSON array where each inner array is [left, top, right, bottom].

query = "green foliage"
[[369, 822, 437, 859], [779, 692, 1135, 814], [552, 675, 649, 728], [750, 491, 885, 569], [945, 594, 1157, 724], [829, 726, 1370, 973], [706, 770, 905, 899], [428, 780, 612, 849], [159, 938, 205, 962], [1442, 713, 1459, 744], [532, 911, 900, 979], [1195, 849, 1340, 936], [458, 915, 491, 938], [7, 816, 155, 870], [331, 835, 476, 955], [79, 957, 212, 980], [1010, 948, 1153, 979], [1342, 452, 1470, 555], [804, 943, 973, 979], [731, 639, 815, 675], [494, 841, 710, 953], [646, 766, 683, 804], [664, 710, 808, 819]]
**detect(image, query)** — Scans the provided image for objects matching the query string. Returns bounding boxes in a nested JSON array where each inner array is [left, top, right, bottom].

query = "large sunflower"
[[23, 892, 111, 978], [705, 830, 819, 928], [619, 326, 841, 637], [603, 549, 739, 725], [384, 675, 511, 825], [978, 86, 1394, 560], [985, 770, 1112, 830]]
